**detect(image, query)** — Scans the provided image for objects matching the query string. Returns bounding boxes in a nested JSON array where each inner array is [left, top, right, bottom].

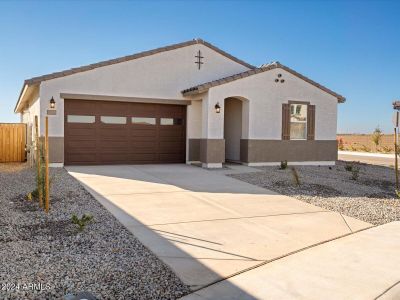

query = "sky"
[[0, 0, 399, 133]]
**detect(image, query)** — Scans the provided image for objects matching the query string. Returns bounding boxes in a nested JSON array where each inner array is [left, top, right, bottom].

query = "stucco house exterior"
[[15, 38, 345, 168]]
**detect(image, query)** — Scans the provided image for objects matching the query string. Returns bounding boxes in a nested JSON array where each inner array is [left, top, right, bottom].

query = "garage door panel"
[[98, 141, 129, 149], [65, 100, 186, 165], [99, 133, 128, 141], [99, 149, 130, 155], [98, 102, 128, 114], [66, 122, 96, 128], [159, 105, 185, 114], [66, 140, 96, 148], [66, 128, 96, 136], [131, 140, 157, 148], [159, 129, 184, 137], [65, 100, 97, 114], [131, 102, 158, 113], [131, 128, 157, 137]]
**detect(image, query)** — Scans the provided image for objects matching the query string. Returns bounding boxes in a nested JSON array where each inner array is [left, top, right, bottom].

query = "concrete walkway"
[[67, 164, 372, 294], [182, 222, 400, 300]]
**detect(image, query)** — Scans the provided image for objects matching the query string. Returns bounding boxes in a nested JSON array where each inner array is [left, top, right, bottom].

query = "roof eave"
[[22, 39, 255, 86], [14, 83, 28, 113], [14, 82, 39, 113], [181, 63, 346, 103]]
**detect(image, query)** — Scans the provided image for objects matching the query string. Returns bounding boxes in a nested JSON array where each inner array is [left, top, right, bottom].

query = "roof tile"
[[181, 63, 345, 102], [21, 39, 255, 87]]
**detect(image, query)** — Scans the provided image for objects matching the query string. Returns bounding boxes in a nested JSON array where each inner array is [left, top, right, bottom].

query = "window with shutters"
[[282, 102, 315, 141], [290, 104, 307, 140]]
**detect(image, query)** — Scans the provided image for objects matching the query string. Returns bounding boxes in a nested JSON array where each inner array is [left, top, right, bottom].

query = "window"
[[290, 104, 307, 140], [132, 117, 156, 125], [160, 118, 183, 125], [100, 116, 127, 124], [67, 115, 95, 123]]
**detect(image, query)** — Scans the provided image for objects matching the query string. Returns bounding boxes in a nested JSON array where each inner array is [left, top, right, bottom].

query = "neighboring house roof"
[[181, 62, 346, 103], [15, 38, 255, 113]]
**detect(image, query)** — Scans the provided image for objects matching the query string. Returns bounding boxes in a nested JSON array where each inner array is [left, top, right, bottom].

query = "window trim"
[[288, 101, 310, 141]]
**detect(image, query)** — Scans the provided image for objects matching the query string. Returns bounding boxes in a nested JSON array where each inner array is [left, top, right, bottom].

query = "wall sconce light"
[[215, 102, 221, 113], [49, 97, 56, 109]]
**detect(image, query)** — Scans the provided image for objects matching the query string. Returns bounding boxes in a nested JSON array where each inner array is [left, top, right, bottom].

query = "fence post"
[[45, 116, 50, 213], [35, 116, 43, 208], [395, 128, 399, 190]]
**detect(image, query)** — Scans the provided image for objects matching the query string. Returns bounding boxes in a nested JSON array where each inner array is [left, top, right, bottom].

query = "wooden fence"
[[0, 123, 26, 162]]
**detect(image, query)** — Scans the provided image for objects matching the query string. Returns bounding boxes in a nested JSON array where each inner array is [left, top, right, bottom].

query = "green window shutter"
[[282, 103, 290, 140], [307, 105, 315, 140]]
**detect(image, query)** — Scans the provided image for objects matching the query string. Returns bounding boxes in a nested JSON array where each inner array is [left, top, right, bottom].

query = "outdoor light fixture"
[[215, 102, 221, 113], [49, 97, 56, 109]]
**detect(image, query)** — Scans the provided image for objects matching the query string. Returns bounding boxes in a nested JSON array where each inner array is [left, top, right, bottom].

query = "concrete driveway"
[[66, 164, 371, 292]]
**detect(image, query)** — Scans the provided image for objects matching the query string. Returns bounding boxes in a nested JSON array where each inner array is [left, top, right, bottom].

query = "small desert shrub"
[[351, 166, 360, 180], [380, 146, 392, 153], [371, 126, 383, 147], [337, 138, 344, 150], [350, 144, 358, 151], [279, 160, 288, 170], [344, 162, 353, 172], [26, 188, 39, 201], [71, 214, 93, 232], [291, 167, 301, 186], [360, 145, 371, 152]]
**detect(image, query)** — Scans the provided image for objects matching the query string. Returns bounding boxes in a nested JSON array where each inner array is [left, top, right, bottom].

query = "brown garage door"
[[64, 100, 186, 165]]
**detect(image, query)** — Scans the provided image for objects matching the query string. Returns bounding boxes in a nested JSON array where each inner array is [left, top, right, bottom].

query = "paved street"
[[339, 151, 395, 167]]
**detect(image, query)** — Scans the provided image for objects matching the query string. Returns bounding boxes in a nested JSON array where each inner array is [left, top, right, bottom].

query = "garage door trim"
[[60, 93, 192, 106]]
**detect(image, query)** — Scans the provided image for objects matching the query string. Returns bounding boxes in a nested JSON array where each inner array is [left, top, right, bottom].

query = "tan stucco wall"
[[202, 68, 338, 141], [38, 44, 250, 138], [21, 95, 40, 146]]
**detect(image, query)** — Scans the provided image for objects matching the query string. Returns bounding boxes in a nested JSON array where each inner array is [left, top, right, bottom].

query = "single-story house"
[[15, 38, 345, 168]]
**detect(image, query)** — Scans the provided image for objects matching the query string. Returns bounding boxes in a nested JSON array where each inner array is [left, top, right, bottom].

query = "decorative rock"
[[230, 161, 400, 225], [0, 163, 190, 299]]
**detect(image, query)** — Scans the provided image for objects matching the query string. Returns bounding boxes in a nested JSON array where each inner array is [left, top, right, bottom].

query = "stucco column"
[[200, 92, 225, 168]]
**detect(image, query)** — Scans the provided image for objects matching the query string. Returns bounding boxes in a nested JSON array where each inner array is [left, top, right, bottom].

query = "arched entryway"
[[224, 97, 246, 163]]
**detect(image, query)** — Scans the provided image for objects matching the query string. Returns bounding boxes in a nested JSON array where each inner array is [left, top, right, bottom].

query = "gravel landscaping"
[[229, 161, 400, 225], [0, 163, 190, 300]]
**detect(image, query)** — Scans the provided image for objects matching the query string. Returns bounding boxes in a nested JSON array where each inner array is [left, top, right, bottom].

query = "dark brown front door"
[[64, 100, 186, 165]]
